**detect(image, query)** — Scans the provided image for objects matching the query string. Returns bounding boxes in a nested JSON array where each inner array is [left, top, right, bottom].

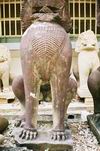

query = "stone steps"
[[0, 100, 93, 122]]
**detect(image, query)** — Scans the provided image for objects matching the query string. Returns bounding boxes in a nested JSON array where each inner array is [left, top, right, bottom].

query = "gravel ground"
[[0, 120, 100, 151], [70, 122, 100, 151]]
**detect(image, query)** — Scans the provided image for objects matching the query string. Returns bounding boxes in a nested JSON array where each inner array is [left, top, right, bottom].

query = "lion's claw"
[[51, 130, 67, 141], [19, 128, 38, 140]]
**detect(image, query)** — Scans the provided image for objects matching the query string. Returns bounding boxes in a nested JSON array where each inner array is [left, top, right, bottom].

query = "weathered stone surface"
[[13, 128, 73, 151], [87, 114, 100, 143]]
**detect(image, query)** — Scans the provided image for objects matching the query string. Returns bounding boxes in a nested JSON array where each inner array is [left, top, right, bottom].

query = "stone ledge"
[[0, 101, 93, 122], [0, 101, 88, 114], [0, 147, 31, 151]]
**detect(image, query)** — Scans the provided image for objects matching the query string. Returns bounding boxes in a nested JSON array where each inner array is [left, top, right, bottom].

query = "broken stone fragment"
[[0, 134, 5, 144], [0, 116, 9, 133]]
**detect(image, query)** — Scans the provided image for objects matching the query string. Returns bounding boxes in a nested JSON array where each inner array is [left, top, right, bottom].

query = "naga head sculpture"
[[21, 0, 72, 33], [75, 30, 99, 53]]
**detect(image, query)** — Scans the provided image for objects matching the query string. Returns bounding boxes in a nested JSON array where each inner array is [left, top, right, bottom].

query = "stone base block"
[[0, 91, 15, 104], [0, 98, 15, 104], [85, 98, 93, 112], [13, 128, 73, 151], [87, 114, 100, 143], [77, 87, 92, 98], [0, 91, 15, 99], [85, 97, 93, 105]]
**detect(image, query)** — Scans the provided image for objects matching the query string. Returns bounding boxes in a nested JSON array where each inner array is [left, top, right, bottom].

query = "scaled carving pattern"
[[75, 30, 100, 98]]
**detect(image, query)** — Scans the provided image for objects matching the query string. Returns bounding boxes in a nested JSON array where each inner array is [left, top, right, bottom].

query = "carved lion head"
[[75, 30, 99, 53]]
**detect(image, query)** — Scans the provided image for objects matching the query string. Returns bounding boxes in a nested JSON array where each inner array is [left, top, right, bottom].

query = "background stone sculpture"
[[86, 1, 100, 144], [75, 30, 100, 99], [12, 0, 77, 142], [0, 44, 10, 93], [0, 45, 13, 145], [88, 67, 100, 114], [87, 66, 100, 143]]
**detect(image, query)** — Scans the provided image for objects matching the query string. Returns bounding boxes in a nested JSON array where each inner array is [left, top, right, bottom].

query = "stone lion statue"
[[75, 30, 100, 98], [0, 44, 10, 92], [12, 0, 77, 142]]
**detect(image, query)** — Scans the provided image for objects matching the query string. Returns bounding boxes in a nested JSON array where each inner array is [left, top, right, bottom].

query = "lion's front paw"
[[51, 130, 67, 141], [19, 128, 38, 140]]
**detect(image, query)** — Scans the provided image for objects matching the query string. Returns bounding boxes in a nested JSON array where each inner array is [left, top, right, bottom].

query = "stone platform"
[[13, 128, 73, 151]]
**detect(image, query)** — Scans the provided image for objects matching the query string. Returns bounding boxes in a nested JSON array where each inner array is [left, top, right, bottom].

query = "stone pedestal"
[[77, 86, 92, 98], [13, 128, 73, 151], [87, 114, 100, 143]]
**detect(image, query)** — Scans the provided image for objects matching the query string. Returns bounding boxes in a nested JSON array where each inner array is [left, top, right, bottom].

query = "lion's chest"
[[21, 22, 66, 81]]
